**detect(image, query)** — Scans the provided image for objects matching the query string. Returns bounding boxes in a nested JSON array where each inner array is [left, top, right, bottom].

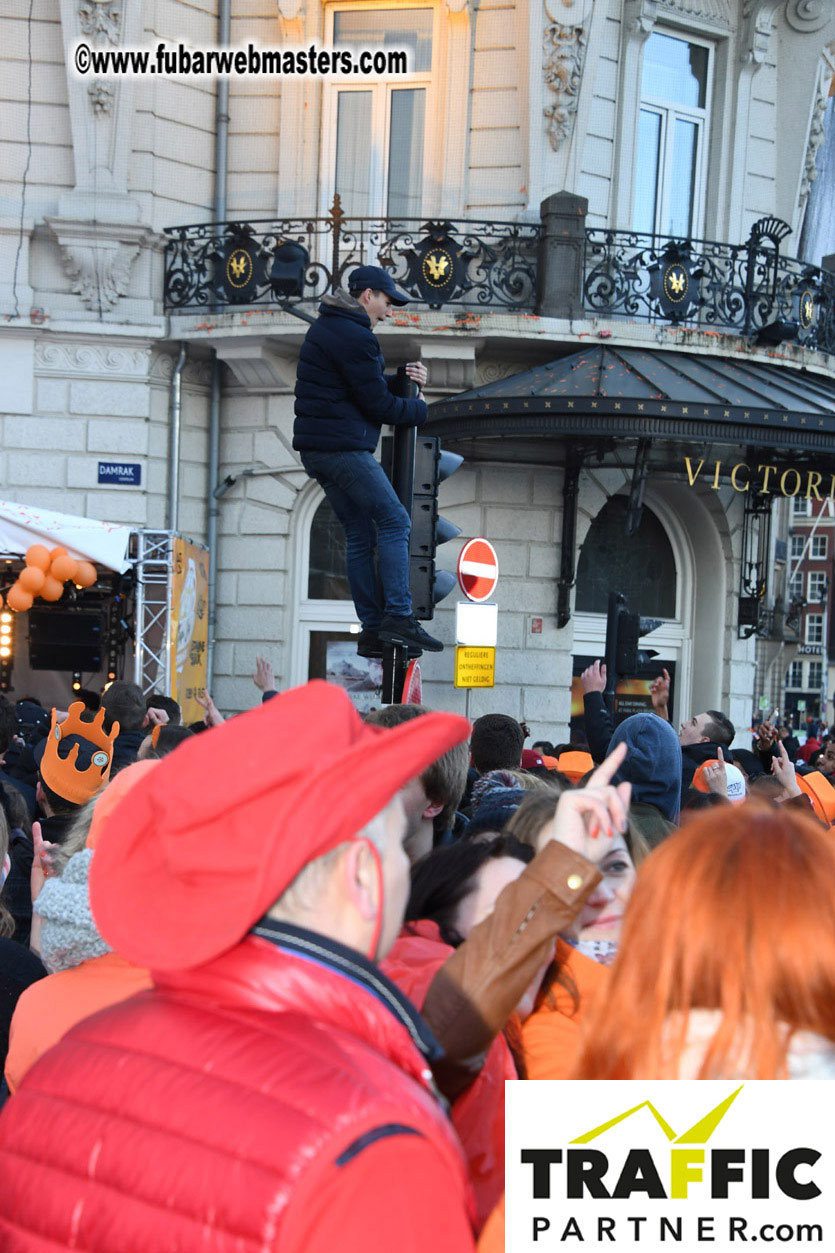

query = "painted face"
[[363, 290, 394, 327], [679, 713, 712, 746], [576, 836, 637, 943]]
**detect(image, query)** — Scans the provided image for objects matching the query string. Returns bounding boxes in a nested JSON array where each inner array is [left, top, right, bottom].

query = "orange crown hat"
[[556, 750, 595, 783], [86, 759, 161, 850], [90, 680, 471, 972], [796, 771, 835, 827], [38, 702, 120, 806]]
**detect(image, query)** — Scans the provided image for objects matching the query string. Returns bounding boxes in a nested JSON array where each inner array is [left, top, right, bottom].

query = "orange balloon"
[[19, 565, 45, 593], [25, 544, 51, 572], [50, 554, 77, 583], [6, 583, 33, 612], [50, 547, 67, 560], [74, 560, 98, 588], [40, 575, 65, 602]]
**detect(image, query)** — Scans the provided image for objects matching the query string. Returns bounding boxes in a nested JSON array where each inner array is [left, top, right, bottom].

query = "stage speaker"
[[28, 610, 104, 672]]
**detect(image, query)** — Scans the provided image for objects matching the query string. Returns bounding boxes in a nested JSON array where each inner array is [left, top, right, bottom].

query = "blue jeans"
[[300, 449, 412, 628]]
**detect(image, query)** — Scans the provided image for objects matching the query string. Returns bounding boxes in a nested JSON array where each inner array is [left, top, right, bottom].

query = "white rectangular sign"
[[455, 601, 498, 646]]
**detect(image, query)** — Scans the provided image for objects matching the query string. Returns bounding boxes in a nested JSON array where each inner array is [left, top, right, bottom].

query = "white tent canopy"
[[0, 500, 132, 573]]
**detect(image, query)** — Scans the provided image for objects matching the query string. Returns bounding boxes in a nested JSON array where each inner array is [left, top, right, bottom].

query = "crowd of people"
[[0, 659, 832, 1250]]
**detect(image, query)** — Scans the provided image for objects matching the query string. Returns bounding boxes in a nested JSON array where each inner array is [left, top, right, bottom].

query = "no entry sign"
[[457, 538, 499, 603]]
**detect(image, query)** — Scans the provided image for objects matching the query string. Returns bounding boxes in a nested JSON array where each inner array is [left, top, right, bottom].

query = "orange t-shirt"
[[6, 952, 152, 1093]]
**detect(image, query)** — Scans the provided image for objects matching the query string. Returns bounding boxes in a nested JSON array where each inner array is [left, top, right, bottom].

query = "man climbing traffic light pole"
[[293, 264, 444, 658]]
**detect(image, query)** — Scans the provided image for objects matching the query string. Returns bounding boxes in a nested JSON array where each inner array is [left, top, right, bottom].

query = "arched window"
[[307, 498, 351, 600], [575, 496, 677, 618]]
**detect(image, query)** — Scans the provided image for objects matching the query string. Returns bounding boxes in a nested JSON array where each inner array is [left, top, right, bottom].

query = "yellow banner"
[[169, 537, 209, 724], [454, 645, 496, 689]]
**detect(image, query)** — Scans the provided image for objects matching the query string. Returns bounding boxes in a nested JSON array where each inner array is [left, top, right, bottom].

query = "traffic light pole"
[[380, 373, 416, 704], [604, 591, 625, 717]]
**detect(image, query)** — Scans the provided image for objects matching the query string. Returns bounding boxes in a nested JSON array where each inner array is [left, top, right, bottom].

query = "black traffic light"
[[603, 591, 662, 715], [382, 415, 463, 621], [409, 434, 463, 619]]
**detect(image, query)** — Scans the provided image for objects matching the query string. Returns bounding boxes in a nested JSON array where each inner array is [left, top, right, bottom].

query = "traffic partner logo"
[[522, 1086, 821, 1203]]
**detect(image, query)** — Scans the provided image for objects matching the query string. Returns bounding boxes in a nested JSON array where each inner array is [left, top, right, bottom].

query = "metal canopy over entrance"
[[427, 346, 835, 457], [427, 346, 835, 633]]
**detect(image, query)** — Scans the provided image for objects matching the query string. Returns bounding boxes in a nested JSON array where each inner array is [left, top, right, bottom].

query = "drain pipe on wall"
[[167, 343, 188, 531], [206, 0, 231, 689]]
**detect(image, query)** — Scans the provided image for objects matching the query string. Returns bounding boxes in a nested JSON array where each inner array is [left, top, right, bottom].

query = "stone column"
[[538, 190, 588, 319]]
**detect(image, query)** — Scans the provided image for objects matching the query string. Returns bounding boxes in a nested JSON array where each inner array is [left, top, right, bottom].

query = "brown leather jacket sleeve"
[[422, 840, 601, 1098]]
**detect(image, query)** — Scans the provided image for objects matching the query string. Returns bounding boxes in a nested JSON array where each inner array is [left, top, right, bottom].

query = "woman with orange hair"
[[574, 803, 835, 1079]]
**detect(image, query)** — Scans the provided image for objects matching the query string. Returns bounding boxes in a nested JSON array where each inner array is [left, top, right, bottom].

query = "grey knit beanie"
[[34, 847, 111, 974]]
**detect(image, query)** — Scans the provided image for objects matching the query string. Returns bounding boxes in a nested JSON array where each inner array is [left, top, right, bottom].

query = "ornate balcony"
[[163, 195, 541, 315], [583, 218, 835, 357], [163, 194, 835, 361]]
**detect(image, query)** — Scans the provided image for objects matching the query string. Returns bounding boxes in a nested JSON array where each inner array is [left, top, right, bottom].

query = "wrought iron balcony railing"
[[583, 218, 835, 357], [163, 195, 541, 314]]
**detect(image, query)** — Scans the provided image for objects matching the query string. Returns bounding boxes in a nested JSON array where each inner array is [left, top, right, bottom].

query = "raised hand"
[[535, 741, 631, 862], [580, 660, 607, 695]]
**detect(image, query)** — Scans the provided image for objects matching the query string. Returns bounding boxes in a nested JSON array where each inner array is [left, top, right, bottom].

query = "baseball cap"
[[90, 681, 470, 971], [692, 759, 747, 803], [348, 264, 411, 305], [556, 750, 595, 783]]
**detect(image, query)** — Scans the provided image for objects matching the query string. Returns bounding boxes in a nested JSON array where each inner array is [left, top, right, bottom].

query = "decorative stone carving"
[[78, 0, 122, 44], [476, 361, 521, 385], [88, 80, 114, 114], [543, 21, 588, 150], [61, 243, 137, 311], [45, 218, 156, 313], [799, 68, 830, 204], [740, 0, 785, 63], [624, 0, 658, 39], [657, 0, 731, 24], [35, 341, 151, 376], [785, 0, 829, 33]]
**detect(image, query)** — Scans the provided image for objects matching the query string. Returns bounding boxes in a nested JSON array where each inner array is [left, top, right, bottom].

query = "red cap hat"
[[90, 681, 470, 971], [521, 749, 545, 769]]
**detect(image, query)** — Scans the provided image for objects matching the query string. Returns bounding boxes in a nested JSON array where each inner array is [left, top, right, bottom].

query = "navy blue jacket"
[[293, 292, 426, 452]]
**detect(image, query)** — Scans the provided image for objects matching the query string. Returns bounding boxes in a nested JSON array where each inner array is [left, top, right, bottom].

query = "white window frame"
[[810, 535, 828, 560], [790, 534, 806, 561], [634, 31, 714, 239], [787, 660, 804, 688], [806, 614, 824, 646], [808, 660, 823, 690], [808, 571, 828, 603], [289, 483, 362, 689], [792, 497, 811, 518], [789, 572, 804, 601], [320, 4, 440, 222]]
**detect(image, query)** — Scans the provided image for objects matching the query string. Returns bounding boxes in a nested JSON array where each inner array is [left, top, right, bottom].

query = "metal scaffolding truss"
[[133, 530, 174, 697]]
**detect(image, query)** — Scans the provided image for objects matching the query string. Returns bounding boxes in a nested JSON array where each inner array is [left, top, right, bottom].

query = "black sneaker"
[[378, 614, 444, 653], [357, 628, 422, 659]]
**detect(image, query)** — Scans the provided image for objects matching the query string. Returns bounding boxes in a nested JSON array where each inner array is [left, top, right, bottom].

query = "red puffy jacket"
[[383, 920, 517, 1231], [0, 923, 476, 1253]]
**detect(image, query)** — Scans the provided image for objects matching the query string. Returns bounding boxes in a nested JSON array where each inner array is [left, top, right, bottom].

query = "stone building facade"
[[2, 0, 835, 744]]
